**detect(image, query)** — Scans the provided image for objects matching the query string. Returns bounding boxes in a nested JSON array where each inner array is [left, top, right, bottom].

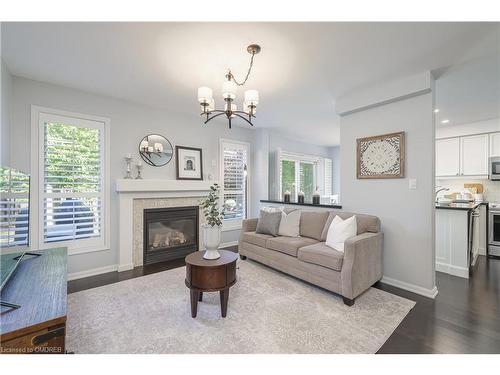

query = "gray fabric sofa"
[[238, 210, 383, 306]]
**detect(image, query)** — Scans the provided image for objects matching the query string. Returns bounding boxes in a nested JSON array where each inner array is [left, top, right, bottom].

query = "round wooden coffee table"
[[185, 250, 238, 318]]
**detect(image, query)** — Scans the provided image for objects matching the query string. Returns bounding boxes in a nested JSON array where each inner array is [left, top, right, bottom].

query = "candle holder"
[[135, 163, 143, 179], [124, 156, 133, 179]]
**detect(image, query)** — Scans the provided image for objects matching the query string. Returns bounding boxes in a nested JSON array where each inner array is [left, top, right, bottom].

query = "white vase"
[[202, 224, 221, 260]]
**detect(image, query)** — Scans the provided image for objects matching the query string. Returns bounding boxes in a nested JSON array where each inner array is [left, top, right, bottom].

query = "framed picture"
[[176, 146, 203, 180], [356, 131, 405, 179]]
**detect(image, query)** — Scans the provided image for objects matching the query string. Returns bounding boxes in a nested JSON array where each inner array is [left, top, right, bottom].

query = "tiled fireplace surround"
[[116, 179, 213, 271]]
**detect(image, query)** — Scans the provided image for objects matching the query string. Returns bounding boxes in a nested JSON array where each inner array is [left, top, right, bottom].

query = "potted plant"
[[200, 183, 225, 259]]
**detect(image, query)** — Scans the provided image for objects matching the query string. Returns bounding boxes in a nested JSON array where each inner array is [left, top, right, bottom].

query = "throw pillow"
[[278, 210, 301, 237], [325, 215, 357, 252], [256, 208, 282, 236]]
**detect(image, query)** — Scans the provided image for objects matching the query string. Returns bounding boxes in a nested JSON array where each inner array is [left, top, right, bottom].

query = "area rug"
[[67, 259, 415, 353]]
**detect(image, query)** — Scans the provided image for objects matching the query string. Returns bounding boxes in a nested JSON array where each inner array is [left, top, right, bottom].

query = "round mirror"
[[138, 134, 174, 167]]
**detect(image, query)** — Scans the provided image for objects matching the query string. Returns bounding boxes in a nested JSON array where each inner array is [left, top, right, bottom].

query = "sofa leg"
[[343, 297, 355, 306], [239, 255, 247, 260]]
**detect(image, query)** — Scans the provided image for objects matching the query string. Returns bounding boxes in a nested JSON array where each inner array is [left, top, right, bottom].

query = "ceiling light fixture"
[[441, 119, 450, 124], [197, 44, 261, 129], [433, 108, 440, 113]]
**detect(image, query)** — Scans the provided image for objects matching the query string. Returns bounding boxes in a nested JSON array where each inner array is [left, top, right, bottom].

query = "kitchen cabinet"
[[460, 134, 489, 176], [490, 132, 500, 156], [436, 138, 460, 176], [436, 134, 489, 177]]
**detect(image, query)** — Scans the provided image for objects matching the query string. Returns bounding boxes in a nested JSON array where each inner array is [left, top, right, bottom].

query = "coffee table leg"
[[198, 292, 203, 302], [190, 289, 199, 318], [220, 288, 229, 318]]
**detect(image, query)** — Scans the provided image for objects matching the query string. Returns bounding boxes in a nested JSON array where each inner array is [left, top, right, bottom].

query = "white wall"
[[338, 73, 437, 298], [329, 146, 340, 196], [10, 76, 257, 274], [1, 59, 12, 166]]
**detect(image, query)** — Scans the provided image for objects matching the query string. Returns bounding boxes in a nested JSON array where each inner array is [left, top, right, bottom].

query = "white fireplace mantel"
[[116, 179, 214, 271], [116, 179, 215, 194]]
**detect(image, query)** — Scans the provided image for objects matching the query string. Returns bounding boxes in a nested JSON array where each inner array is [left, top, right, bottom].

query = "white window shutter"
[[40, 117, 105, 248], [221, 140, 249, 221]]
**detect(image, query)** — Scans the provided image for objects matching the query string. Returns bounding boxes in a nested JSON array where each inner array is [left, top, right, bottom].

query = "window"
[[278, 150, 333, 202], [32, 107, 109, 253], [220, 139, 249, 222], [0, 167, 30, 248]]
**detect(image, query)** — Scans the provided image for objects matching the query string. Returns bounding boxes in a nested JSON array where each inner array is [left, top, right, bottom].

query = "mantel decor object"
[[124, 154, 133, 179], [176, 146, 203, 180], [139, 134, 174, 167], [356, 131, 405, 179], [135, 162, 143, 179]]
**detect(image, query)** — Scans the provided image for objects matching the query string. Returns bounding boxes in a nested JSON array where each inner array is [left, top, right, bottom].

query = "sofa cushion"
[[266, 236, 318, 257], [278, 210, 301, 237], [256, 209, 282, 236], [321, 210, 380, 240], [299, 211, 330, 240], [298, 242, 344, 271], [241, 231, 273, 248]]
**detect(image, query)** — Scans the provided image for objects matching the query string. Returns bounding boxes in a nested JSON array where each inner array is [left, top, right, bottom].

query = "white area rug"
[[67, 259, 415, 353]]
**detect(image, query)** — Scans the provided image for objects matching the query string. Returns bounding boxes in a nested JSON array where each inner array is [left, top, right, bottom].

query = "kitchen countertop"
[[435, 202, 486, 211]]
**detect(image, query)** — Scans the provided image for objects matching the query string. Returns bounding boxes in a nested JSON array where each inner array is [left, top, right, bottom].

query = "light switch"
[[409, 178, 417, 190], [211, 159, 217, 167]]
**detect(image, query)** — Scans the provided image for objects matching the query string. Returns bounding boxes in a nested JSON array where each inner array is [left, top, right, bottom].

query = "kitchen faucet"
[[435, 187, 450, 202]]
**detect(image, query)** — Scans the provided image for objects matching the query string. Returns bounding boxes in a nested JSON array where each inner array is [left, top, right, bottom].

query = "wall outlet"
[[409, 178, 417, 190]]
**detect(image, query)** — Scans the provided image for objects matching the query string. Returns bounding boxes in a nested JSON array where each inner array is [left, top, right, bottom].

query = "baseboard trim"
[[380, 276, 438, 299], [220, 241, 238, 248], [435, 262, 469, 279], [68, 264, 118, 281], [118, 263, 134, 272]]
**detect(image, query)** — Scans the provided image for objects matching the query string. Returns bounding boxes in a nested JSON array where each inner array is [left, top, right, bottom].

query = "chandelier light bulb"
[[222, 80, 237, 99], [197, 87, 213, 103], [244, 90, 259, 105]]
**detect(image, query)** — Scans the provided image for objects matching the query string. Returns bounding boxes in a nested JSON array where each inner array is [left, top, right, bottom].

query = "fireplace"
[[143, 206, 199, 265]]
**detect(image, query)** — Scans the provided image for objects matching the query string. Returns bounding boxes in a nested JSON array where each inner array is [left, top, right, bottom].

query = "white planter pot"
[[202, 224, 221, 260]]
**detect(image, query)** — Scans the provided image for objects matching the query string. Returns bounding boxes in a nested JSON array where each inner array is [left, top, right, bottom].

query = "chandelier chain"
[[230, 52, 255, 86]]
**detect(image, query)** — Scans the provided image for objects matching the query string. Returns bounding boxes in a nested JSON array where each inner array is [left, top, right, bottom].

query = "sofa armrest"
[[340, 232, 383, 299], [241, 218, 258, 233]]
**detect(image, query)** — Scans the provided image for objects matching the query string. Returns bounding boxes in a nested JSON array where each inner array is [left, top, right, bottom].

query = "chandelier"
[[197, 44, 261, 129]]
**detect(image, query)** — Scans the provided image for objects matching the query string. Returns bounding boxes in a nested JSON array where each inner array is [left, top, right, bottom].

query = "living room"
[[1, 1, 499, 372]]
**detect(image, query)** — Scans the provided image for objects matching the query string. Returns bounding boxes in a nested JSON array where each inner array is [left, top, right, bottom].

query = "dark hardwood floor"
[[68, 249, 500, 354]]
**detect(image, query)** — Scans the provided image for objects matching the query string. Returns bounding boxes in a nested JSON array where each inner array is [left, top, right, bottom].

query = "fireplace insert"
[[143, 206, 199, 265]]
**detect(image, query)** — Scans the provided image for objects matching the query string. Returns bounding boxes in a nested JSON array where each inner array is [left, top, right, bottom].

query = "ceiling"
[[434, 54, 500, 127], [2, 22, 499, 145]]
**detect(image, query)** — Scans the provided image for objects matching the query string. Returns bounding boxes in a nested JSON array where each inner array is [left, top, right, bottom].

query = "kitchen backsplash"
[[436, 178, 500, 202]]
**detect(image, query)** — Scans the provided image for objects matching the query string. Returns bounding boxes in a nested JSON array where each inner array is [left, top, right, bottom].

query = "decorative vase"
[[202, 224, 221, 260]]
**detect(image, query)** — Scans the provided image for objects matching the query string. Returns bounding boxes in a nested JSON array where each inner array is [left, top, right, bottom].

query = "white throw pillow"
[[325, 215, 357, 252], [278, 210, 301, 237]]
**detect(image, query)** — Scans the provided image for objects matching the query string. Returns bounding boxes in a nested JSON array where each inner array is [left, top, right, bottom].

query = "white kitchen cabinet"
[[460, 134, 489, 176], [436, 134, 489, 177], [436, 138, 460, 177], [490, 132, 500, 156]]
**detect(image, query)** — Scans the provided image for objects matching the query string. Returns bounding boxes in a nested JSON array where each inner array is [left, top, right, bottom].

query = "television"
[[0, 166, 32, 308]]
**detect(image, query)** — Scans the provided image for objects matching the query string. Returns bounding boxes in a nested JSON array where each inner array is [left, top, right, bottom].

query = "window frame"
[[278, 150, 332, 201], [219, 138, 250, 231], [30, 106, 110, 255]]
